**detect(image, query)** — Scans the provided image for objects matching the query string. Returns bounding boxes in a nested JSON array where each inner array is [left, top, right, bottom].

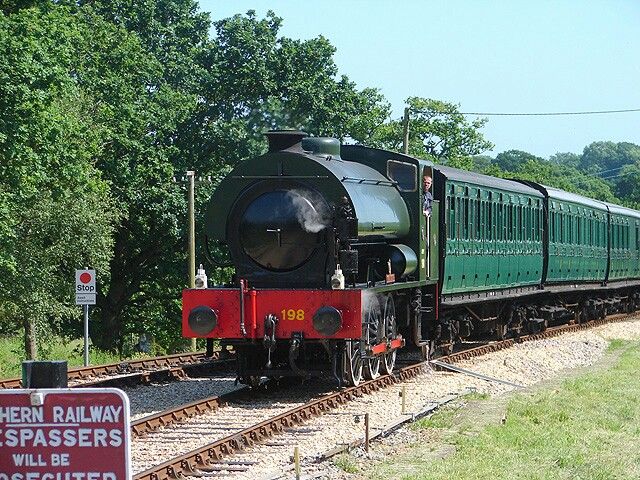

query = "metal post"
[[364, 413, 370, 452], [187, 170, 197, 352], [402, 106, 410, 155], [294, 446, 300, 479], [83, 304, 89, 366]]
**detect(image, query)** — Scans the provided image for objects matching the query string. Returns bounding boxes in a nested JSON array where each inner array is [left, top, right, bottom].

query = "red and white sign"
[[0, 389, 130, 480], [75, 269, 96, 305]]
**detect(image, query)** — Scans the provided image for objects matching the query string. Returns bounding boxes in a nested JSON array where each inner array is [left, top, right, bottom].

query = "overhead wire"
[[601, 170, 639, 181], [410, 108, 640, 117]]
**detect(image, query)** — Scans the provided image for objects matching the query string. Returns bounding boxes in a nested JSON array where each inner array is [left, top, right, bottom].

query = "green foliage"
[[368, 97, 494, 169], [579, 142, 640, 205], [333, 453, 360, 474], [473, 148, 621, 204], [488, 142, 640, 207], [0, 6, 118, 344], [0, 334, 126, 379], [581, 141, 640, 174], [549, 151, 581, 168], [613, 161, 640, 207]]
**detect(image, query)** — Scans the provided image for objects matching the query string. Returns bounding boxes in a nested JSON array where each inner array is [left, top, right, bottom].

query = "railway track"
[[131, 311, 637, 479], [0, 349, 234, 389], [442, 311, 632, 364]]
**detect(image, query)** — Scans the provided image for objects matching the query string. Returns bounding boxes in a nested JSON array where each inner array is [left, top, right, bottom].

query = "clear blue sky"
[[199, 0, 640, 158]]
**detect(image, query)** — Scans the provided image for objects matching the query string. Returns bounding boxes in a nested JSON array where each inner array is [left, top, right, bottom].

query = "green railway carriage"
[[605, 203, 640, 282], [523, 186, 609, 284], [546, 188, 608, 283], [433, 166, 544, 297]]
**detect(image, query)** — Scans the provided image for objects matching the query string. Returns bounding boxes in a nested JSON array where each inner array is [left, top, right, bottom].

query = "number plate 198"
[[281, 309, 305, 321]]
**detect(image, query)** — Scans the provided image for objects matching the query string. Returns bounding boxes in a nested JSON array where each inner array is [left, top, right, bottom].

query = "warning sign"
[[0, 389, 130, 480], [75, 270, 96, 306]]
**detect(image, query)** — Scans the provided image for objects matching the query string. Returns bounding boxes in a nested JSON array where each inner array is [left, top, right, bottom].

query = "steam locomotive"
[[182, 130, 640, 386]]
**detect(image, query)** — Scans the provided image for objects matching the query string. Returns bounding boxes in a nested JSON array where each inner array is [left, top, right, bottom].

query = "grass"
[[367, 341, 640, 480], [333, 453, 360, 474], [0, 335, 125, 379]]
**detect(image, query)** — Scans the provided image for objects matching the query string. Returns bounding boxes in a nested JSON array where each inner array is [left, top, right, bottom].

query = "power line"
[[411, 108, 640, 117], [601, 170, 637, 181], [598, 165, 626, 175]]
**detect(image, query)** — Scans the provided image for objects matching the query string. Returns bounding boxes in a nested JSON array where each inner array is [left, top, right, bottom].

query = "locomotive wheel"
[[363, 297, 382, 380], [381, 294, 397, 375], [344, 340, 363, 386]]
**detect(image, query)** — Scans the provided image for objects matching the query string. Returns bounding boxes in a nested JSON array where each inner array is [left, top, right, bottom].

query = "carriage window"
[[626, 225, 630, 249], [387, 160, 417, 192], [476, 200, 482, 240], [517, 205, 522, 242], [456, 196, 462, 239], [577, 216, 581, 245], [463, 198, 470, 239], [447, 195, 456, 239], [569, 215, 573, 244]]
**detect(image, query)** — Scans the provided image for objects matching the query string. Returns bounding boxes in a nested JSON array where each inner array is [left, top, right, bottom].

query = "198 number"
[[281, 309, 305, 321]]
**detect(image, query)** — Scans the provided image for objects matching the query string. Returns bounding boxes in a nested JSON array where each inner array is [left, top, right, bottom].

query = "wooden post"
[[294, 446, 301, 479], [364, 413, 370, 452], [187, 170, 197, 352], [402, 107, 410, 155], [401, 386, 407, 415]]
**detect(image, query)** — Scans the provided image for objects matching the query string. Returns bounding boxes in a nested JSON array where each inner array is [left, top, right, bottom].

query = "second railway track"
[[0, 349, 235, 389]]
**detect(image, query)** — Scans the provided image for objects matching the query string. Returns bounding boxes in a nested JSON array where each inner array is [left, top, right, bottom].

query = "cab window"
[[387, 160, 417, 192]]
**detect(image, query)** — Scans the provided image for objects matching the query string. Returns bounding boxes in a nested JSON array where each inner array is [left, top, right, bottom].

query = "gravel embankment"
[[125, 375, 241, 420], [125, 316, 640, 478], [234, 317, 640, 479], [130, 380, 336, 473]]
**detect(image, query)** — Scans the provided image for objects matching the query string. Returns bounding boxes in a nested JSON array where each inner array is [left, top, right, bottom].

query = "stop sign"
[[75, 269, 96, 293], [75, 269, 96, 306]]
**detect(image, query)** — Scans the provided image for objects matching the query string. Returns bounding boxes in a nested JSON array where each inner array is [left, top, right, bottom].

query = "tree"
[[486, 152, 618, 204], [0, 6, 118, 357], [494, 150, 543, 172], [367, 97, 493, 169], [470, 155, 494, 173], [614, 161, 640, 206], [549, 152, 580, 168], [580, 141, 640, 174]]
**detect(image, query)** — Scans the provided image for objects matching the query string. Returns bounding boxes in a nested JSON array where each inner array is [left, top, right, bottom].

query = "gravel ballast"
[[236, 317, 640, 479], [127, 316, 640, 478]]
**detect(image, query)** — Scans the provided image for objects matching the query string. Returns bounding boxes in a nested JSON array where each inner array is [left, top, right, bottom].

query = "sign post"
[[0, 388, 131, 479], [76, 269, 96, 367]]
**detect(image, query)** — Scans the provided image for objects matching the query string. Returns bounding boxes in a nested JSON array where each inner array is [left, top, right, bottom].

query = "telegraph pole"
[[186, 171, 197, 351], [402, 106, 410, 155]]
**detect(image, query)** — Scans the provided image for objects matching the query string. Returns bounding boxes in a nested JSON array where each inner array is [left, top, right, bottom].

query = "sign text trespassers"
[[0, 389, 130, 480]]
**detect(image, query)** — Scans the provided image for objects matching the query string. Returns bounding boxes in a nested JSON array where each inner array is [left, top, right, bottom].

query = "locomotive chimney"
[[265, 130, 308, 153]]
